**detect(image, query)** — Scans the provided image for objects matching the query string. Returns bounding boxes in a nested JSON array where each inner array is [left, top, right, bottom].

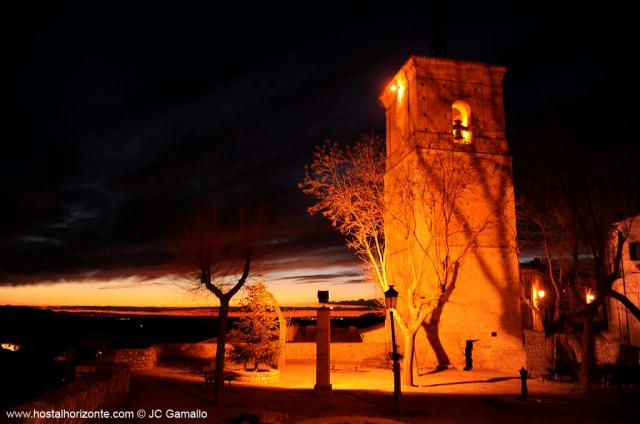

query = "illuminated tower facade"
[[380, 56, 525, 373]]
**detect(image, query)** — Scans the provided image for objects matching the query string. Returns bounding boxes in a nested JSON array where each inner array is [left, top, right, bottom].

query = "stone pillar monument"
[[314, 305, 332, 395]]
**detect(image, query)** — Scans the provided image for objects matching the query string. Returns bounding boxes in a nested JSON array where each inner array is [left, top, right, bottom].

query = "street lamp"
[[586, 292, 595, 304], [384, 286, 401, 404], [536, 288, 547, 330]]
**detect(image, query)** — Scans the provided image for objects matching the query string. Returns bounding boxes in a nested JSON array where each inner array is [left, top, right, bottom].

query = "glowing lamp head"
[[586, 292, 595, 304], [390, 84, 398, 92], [384, 285, 399, 310], [537, 290, 545, 299]]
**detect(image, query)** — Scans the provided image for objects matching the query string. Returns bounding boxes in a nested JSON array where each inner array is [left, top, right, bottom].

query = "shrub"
[[229, 283, 279, 370]]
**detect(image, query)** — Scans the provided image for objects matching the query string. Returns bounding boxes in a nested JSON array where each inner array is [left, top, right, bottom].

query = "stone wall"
[[523, 329, 551, 377], [563, 334, 621, 367], [103, 340, 388, 368], [595, 337, 620, 365], [285, 342, 388, 366], [12, 364, 129, 424], [102, 346, 159, 370], [161, 341, 216, 359]]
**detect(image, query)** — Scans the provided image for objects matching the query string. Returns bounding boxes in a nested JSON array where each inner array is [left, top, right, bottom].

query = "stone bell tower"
[[380, 56, 525, 373]]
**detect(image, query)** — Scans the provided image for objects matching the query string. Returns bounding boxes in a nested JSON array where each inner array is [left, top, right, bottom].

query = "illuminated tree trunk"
[[402, 330, 414, 386], [213, 299, 230, 406]]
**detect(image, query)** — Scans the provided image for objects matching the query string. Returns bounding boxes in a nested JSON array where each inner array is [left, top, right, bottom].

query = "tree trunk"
[[609, 289, 640, 322], [402, 330, 414, 386], [213, 299, 230, 406], [579, 311, 594, 393]]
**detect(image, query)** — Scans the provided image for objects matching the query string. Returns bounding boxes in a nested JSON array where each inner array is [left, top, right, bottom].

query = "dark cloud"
[[3, 1, 637, 287], [275, 271, 364, 285]]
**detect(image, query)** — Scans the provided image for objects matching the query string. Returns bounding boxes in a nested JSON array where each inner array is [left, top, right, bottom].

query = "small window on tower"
[[630, 242, 640, 261], [452, 100, 472, 144]]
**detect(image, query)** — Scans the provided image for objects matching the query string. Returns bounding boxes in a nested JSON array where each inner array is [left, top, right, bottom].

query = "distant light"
[[1, 343, 21, 352], [537, 290, 545, 299], [586, 292, 595, 304]]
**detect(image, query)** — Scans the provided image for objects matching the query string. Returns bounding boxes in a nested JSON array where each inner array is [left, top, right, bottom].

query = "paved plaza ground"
[[122, 360, 640, 423]]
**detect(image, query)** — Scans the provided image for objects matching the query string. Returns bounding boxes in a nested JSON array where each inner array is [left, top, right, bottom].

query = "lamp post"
[[315, 290, 331, 395], [537, 289, 546, 329], [384, 286, 401, 404]]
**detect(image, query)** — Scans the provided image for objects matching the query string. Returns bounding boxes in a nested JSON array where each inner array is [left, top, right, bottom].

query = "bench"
[[203, 370, 234, 388]]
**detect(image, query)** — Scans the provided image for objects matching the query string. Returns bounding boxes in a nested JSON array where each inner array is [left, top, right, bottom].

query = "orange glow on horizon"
[[0, 267, 374, 308]]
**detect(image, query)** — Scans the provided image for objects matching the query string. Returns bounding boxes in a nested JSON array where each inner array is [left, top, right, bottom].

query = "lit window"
[[452, 100, 472, 144]]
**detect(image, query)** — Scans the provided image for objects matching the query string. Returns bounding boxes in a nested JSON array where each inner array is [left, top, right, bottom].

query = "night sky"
[[3, 1, 637, 306]]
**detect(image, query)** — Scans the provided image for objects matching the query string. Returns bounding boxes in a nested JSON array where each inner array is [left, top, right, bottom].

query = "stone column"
[[315, 306, 332, 395]]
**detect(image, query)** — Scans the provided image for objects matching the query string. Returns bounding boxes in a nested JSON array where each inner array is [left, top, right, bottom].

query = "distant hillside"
[[44, 301, 382, 318]]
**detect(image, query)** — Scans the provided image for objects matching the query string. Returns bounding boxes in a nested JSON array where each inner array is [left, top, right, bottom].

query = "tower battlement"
[[380, 56, 510, 170]]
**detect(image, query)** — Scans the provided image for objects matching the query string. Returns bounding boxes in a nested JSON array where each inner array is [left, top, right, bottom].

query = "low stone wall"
[[234, 369, 280, 383], [102, 346, 159, 370], [523, 329, 551, 377], [103, 341, 387, 369], [595, 337, 622, 365], [161, 341, 216, 359], [285, 342, 387, 366], [12, 364, 129, 424], [564, 334, 624, 367]]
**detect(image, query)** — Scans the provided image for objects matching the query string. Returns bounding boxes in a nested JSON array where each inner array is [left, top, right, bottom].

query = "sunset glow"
[[0, 266, 375, 308]]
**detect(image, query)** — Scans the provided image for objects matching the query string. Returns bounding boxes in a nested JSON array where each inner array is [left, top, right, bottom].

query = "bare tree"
[[565, 171, 637, 392], [518, 174, 576, 324], [177, 203, 257, 406], [300, 135, 492, 384], [518, 160, 639, 392], [387, 150, 494, 380], [300, 135, 389, 292]]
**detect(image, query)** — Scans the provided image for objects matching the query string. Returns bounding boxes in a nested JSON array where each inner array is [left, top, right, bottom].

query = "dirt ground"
[[121, 360, 640, 423]]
